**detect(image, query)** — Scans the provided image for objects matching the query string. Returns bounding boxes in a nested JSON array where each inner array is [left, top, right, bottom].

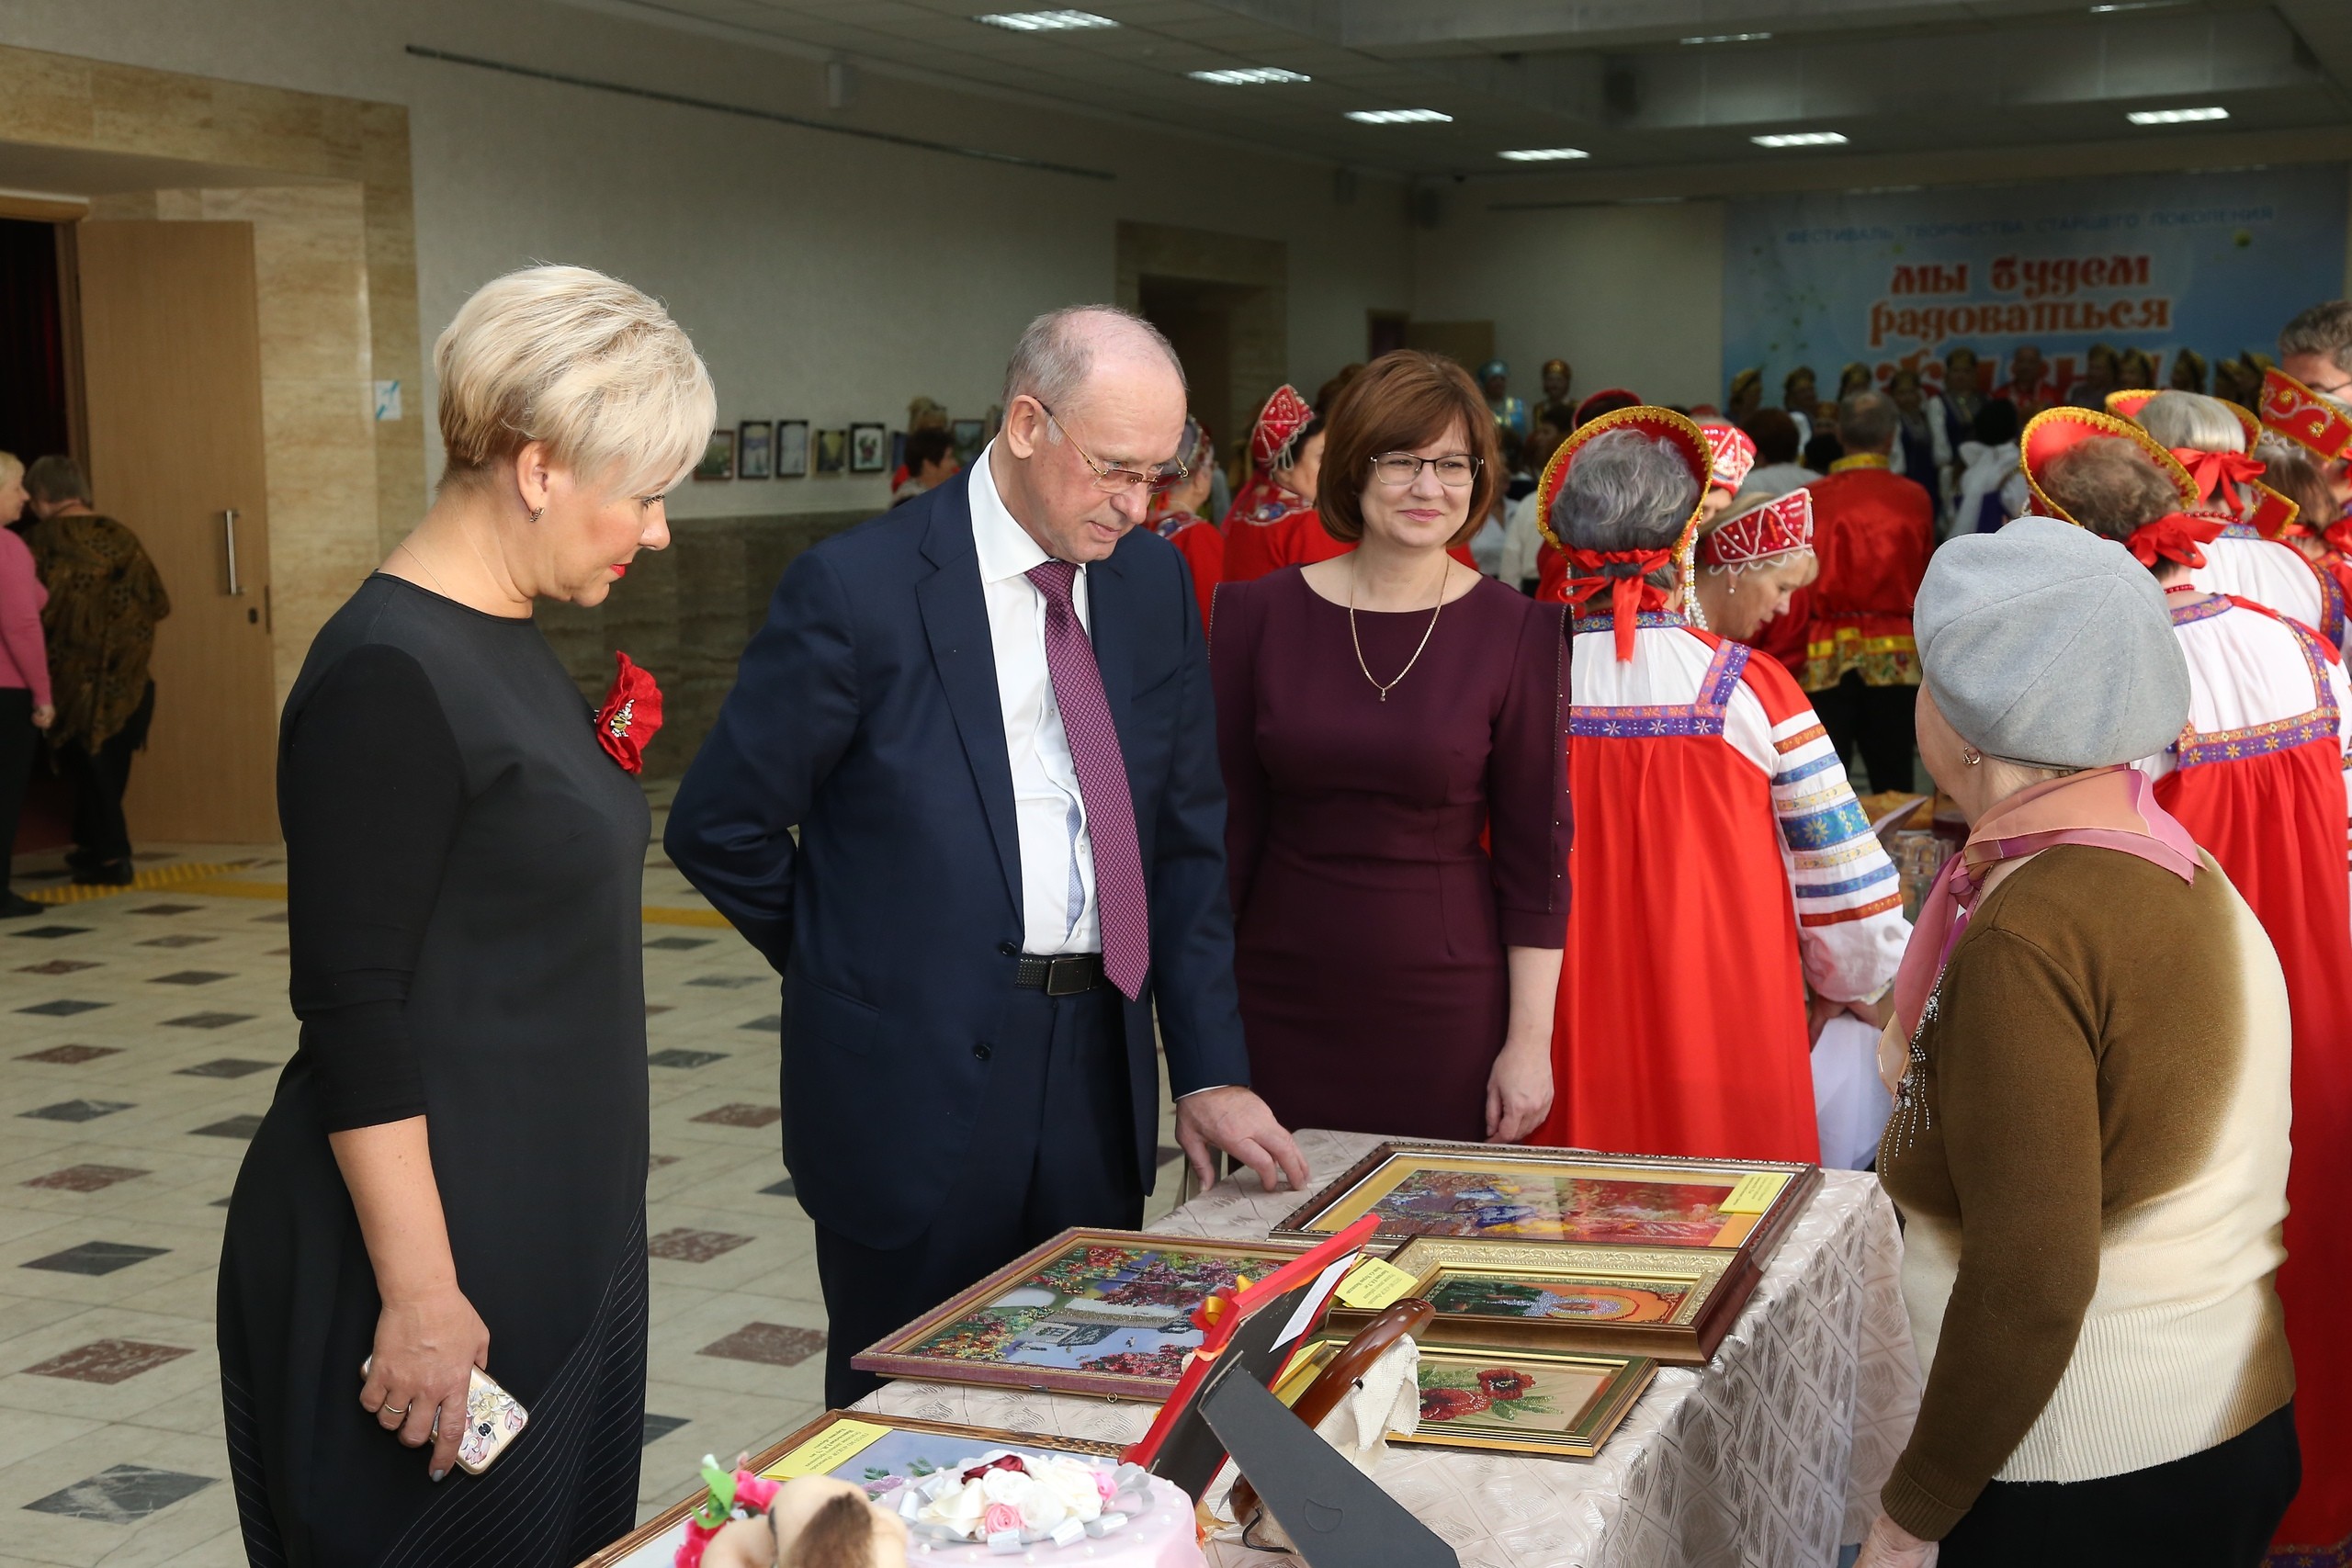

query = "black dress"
[[220, 575, 651, 1567]]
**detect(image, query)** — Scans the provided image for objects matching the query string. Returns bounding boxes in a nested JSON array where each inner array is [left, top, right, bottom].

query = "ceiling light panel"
[[1499, 147, 1589, 162], [1346, 108, 1453, 124], [2126, 107, 2230, 124], [1681, 31, 1770, 44], [974, 9, 1118, 30], [1751, 131, 1849, 148], [1189, 66, 1311, 85]]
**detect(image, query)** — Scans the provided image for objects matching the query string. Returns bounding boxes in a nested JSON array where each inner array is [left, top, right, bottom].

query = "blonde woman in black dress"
[[218, 265, 712, 1567]]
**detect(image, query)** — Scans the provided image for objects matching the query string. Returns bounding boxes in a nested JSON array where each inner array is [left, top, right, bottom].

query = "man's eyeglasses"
[[1037, 402, 1189, 495], [1370, 452, 1481, 488]]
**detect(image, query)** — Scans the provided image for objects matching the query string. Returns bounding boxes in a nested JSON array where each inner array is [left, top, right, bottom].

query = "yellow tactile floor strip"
[[22, 861, 249, 905]]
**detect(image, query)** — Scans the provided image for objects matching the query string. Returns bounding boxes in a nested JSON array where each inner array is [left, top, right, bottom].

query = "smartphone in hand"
[[360, 1358, 529, 1475]]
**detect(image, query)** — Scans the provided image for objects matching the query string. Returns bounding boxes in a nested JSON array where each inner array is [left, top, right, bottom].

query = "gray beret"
[[1914, 516, 2190, 769]]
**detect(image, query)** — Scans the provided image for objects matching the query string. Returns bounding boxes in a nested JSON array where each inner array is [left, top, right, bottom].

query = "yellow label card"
[[1334, 1256, 1419, 1311], [1717, 1171, 1790, 1215], [763, 1418, 894, 1480]]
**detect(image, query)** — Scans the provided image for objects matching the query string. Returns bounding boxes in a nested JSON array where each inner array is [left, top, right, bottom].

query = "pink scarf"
[[1888, 766, 2199, 1040]]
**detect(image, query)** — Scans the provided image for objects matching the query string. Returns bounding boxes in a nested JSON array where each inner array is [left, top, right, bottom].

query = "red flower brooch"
[[595, 651, 663, 774]]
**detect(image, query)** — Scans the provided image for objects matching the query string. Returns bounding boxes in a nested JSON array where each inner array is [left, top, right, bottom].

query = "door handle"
[[221, 508, 243, 597]]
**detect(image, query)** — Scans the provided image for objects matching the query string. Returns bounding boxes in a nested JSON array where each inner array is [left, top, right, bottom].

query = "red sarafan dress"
[[1151, 510, 1223, 631], [1220, 489, 1345, 584], [1533, 611, 1911, 1162], [2139, 590, 2352, 1549]]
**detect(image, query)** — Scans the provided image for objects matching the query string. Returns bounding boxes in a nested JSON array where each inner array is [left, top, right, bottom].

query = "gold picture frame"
[[1324, 1237, 1758, 1365], [1271, 1140, 1819, 1265], [1275, 1335, 1656, 1460]]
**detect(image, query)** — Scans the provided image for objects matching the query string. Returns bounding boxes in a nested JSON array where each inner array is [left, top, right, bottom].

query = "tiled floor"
[[0, 786, 1193, 1566]]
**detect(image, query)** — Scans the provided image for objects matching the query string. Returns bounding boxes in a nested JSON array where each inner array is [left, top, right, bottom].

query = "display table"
[[854, 1128, 1921, 1568]]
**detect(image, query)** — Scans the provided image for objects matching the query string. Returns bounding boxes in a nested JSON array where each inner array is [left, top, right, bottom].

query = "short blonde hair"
[[435, 265, 715, 499]]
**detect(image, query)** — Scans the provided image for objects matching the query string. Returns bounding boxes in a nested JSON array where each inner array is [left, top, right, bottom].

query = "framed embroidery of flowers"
[[849, 422, 888, 473], [1271, 1141, 1819, 1267], [851, 1228, 1307, 1402], [1323, 1237, 1756, 1365], [1276, 1337, 1656, 1460]]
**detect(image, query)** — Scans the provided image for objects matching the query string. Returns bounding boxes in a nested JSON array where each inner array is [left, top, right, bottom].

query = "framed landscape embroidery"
[[1271, 1141, 1819, 1265], [1275, 1337, 1656, 1460], [851, 1228, 1309, 1401], [1323, 1237, 1758, 1364]]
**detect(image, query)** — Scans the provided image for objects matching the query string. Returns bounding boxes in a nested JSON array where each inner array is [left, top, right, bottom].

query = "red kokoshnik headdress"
[[1695, 418, 1758, 494], [2109, 388, 2300, 538], [1248, 384, 1315, 470], [2021, 405, 2225, 570], [1701, 488, 1813, 570], [1534, 404, 1713, 661]]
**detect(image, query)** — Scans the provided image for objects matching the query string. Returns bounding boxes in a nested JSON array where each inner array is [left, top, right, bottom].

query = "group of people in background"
[[0, 452, 168, 915]]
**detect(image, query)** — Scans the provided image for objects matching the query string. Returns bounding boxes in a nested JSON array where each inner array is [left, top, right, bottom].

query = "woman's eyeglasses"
[[1038, 401, 1189, 495], [1370, 452, 1481, 488]]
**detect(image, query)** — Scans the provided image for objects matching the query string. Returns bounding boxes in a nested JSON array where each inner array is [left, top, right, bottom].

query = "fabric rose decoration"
[[596, 651, 663, 774]]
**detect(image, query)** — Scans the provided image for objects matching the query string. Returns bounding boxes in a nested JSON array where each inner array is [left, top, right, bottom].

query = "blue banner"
[[1723, 165, 2347, 407]]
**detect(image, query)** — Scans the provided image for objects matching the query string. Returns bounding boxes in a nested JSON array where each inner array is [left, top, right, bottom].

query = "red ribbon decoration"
[[594, 650, 663, 774], [1563, 546, 1675, 661], [2166, 446, 2265, 502], [2324, 516, 2352, 558], [2126, 513, 2226, 570]]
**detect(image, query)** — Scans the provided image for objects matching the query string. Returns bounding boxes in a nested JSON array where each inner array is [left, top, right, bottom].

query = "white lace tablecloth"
[[856, 1130, 1920, 1568]]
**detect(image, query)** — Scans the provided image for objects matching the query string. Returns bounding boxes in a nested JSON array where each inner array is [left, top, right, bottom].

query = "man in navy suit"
[[667, 306, 1308, 1405]]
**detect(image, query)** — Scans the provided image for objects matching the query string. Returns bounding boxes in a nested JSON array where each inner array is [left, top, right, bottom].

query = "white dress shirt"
[[968, 443, 1100, 955]]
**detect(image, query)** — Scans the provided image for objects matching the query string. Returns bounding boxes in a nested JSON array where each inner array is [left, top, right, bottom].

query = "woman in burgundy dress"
[[1212, 351, 1572, 1144]]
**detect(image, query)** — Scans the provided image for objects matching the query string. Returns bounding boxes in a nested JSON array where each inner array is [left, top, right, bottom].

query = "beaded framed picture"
[[852, 1228, 1309, 1401], [1275, 1335, 1657, 1460], [1269, 1140, 1819, 1265], [1322, 1236, 1758, 1364]]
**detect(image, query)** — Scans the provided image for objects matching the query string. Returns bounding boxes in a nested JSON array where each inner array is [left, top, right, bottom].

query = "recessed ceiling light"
[[2127, 106, 2230, 125], [1189, 66, 1311, 85], [974, 9, 1118, 30], [1681, 31, 1771, 43], [2090, 2, 2188, 12], [1346, 108, 1453, 124], [1751, 131, 1849, 148], [1499, 147, 1589, 162]]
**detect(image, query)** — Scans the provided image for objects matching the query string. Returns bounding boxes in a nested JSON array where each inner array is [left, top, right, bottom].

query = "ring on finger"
[[381, 1402, 409, 1417]]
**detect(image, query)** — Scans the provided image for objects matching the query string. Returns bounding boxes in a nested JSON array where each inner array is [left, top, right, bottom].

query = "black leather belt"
[[1014, 953, 1106, 996]]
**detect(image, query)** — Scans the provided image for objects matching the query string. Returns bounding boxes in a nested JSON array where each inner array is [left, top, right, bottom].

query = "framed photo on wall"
[[775, 420, 808, 478], [737, 420, 774, 479], [693, 427, 734, 481], [814, 427, 848, 476], [849, 422, 888, 473], [951, 418, 986, 466]]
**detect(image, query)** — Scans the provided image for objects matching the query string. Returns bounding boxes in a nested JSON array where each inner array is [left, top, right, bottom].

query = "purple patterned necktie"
[[1024, 559, 1149, 999]]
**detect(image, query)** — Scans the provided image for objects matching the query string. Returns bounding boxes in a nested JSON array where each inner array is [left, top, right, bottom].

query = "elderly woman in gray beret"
[[1856, 517, 2300, 1566]]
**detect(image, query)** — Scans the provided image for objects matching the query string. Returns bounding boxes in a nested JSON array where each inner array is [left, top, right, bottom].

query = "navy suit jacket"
[[665, 469, 1252, 1249]]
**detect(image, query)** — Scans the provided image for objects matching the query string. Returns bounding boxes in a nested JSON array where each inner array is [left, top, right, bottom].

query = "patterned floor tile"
[[644, 936, 711, 951], [685, 976, 766, 989], [7, 924, 91, 939], [129, 904, 204, 917], [17, 1043, 120, 1065], [17, 998, 109, 1016], [649, 1155, 680, 1170], [696, 1322, 825, 1367], [164, 1011, 255, 1029], [759, 1178, 797, 1198], [23, 1338, 194, 1384], [25, 1164, 151, 1192], [191, 1114, 266, 1139], [640, 1413, 691, 1447], [22, 1099, 134, 1122], [691, 1104, 783, 1129], [740, 1015, 781, 1032], [150, 971, 235, 987], [648, 1049, 727, 1069], [645, 1004, 673, 1016], [175, 1058, 277, 1078], [648, 1228, 755, 1263], [24, 1463, 215, 1522], [23, 1241, 171, 1275], [16, 959, 99, 976], [136, 934, 219, 949]]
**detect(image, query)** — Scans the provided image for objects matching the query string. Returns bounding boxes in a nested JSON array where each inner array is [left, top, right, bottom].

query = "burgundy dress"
[[1211, 568, 1571, 1141]]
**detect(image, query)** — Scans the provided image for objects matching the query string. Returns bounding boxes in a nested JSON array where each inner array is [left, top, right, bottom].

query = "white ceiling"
[[553, 0, 2352, 177]]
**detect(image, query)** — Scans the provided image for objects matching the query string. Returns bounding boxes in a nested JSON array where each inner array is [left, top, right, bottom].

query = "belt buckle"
[[1044, 955, 1092, 997]]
